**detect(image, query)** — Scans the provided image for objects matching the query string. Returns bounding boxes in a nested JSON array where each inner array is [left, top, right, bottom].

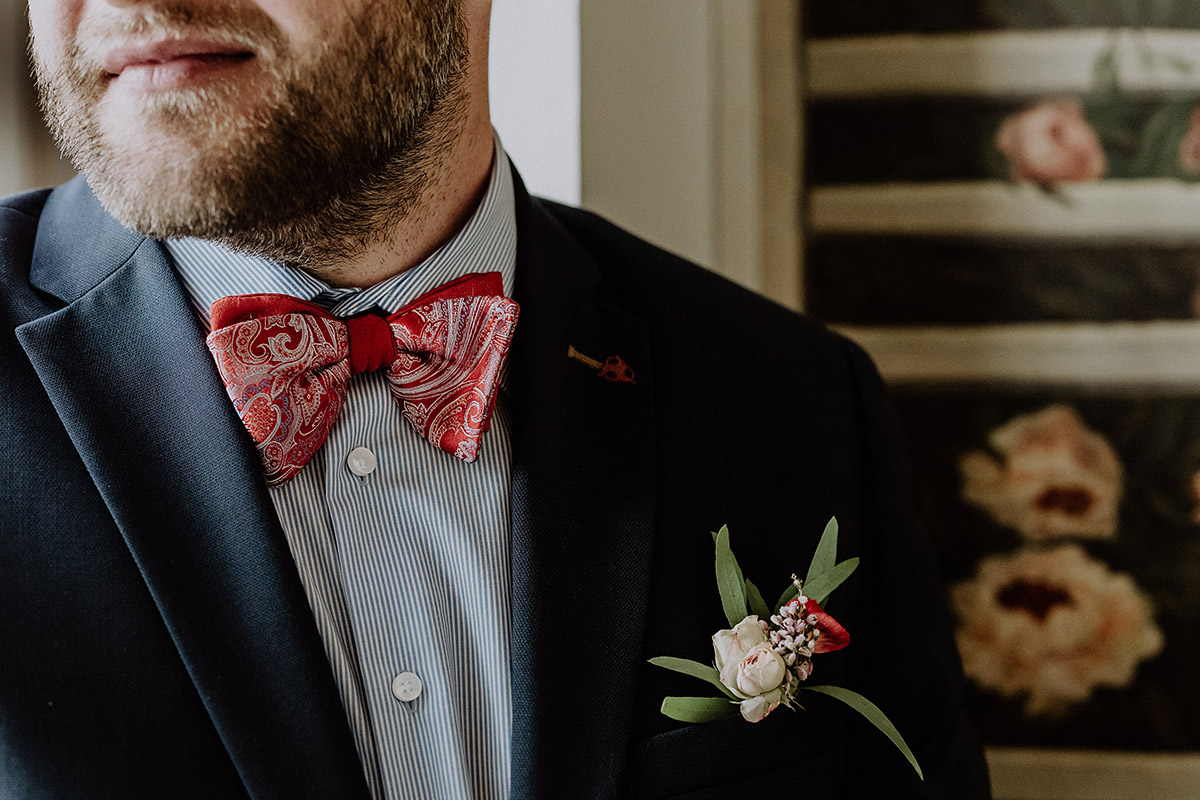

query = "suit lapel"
[[508, 179, 657, 798], [15, 179, 368, 800], [18, 173, 658, 798]]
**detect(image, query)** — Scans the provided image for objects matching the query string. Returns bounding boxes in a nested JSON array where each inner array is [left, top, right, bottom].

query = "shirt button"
[[347, 447, 377, 477], [391, 671, 423, 702]]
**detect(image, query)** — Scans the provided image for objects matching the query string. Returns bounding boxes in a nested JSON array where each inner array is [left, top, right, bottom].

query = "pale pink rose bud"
[[738, 687, 784, 723], [736, 642, 787, 697]]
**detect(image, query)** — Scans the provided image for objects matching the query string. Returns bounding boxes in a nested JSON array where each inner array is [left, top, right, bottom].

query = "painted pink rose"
[[952, 544, 1163, 716], [1189, 470, 1200, 525], [960, 405, 1122, 540], [995, 99, 1106, 185], [1178, 109, 1200, 174]]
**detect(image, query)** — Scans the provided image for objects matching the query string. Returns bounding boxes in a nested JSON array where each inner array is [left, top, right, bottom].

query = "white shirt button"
[[391, 671, 423, 702], [347, 447, 377, 477]]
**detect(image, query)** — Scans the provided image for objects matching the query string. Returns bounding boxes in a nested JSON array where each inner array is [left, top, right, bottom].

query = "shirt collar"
[[166, 134, 518, 331]]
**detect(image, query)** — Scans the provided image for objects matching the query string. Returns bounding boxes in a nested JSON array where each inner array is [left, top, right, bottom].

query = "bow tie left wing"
[[206, 299, 351, 486]]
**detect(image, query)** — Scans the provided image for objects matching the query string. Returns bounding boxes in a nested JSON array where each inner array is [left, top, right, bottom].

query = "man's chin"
[[94, 192, 222, 242], [84, 157, 236, 239], [84, 108, 272, 237]]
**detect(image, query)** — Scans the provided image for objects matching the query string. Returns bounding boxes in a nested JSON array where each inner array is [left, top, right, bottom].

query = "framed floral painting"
[[803, 1, 1200, 797], [894, 396, 1200, 744]]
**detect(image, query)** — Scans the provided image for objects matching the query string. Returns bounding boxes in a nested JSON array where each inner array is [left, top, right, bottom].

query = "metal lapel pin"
[[567, 344, 636, 384]]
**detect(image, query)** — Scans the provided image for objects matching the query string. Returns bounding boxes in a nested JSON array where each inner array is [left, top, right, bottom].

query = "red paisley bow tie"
[[205, 272, 519, 486]]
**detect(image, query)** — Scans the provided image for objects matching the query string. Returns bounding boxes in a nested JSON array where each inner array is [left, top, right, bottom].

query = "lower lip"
[[113, 54, 253, 91]]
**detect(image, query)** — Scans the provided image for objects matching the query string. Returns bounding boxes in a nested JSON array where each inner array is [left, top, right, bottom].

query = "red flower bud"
[[799, 598, 850, 653]]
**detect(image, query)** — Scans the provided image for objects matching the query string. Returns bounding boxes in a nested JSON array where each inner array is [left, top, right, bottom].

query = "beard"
[[32, 1, 468, 269]]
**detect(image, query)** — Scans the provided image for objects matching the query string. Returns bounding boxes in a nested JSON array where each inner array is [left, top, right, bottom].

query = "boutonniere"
[[650, 518, 923, 779]]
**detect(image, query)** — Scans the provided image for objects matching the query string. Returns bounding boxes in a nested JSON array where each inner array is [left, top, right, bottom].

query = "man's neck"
[[314, 112, 496, 290]]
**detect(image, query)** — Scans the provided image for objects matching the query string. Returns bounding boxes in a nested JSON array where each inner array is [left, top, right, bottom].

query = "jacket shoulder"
[[538, 198, 853, 361], [0, 189, 54, 316], [1, 187, 54, 223]]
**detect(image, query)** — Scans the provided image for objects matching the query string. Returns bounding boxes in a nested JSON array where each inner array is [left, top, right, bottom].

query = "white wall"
[[578, 0, 776, 297], [579, 0, 719, 269], [488, 0, 581, 205]]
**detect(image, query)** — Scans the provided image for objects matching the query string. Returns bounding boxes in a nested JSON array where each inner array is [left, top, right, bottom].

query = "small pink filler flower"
[[952, 544, 1163, 716]]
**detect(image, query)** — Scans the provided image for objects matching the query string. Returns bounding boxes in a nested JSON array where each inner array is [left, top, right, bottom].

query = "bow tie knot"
[[206, 272, 518, 486], [346, 313, 397, 375]]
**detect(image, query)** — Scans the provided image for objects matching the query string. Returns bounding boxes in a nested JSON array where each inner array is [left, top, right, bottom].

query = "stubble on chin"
[[33, 1, 468, 271]]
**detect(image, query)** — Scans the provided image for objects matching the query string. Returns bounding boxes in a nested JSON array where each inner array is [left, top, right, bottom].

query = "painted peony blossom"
[[959, 404, 1122, 540], [952, 544, 1163, 716], [995, 99, 1107, 186]]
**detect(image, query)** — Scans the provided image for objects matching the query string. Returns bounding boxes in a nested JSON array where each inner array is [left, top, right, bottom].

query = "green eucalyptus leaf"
[[715, 527, 748, 627], [745, 579, 770, 620], [660, 696, 740, 723], [806, 517, 839, 583], [1092, 43, 1119, 94], [1131, 101, 1194, 178], [803, 558, 860, 606], [649, 657, 736, 699], [1162, 53, 1196, 74], [802, 685, 923, 780]]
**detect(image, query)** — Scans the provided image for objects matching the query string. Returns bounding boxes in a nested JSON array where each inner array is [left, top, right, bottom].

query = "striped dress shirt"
[[164, 144, 517, 800]]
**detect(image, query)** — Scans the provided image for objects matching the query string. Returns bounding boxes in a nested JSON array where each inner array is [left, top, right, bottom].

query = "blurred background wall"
[[803, 3, 1200, 799], [1, 0, 74, 191]]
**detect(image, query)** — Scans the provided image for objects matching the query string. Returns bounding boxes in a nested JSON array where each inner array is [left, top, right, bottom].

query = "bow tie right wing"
[[384, 293, 519, 463]]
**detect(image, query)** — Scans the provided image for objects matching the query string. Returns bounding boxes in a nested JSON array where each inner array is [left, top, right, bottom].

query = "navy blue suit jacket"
[[0, 173, 990, 799]]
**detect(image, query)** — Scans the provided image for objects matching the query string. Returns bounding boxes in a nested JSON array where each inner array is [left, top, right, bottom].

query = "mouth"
[[102, 38, 255, 89]]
